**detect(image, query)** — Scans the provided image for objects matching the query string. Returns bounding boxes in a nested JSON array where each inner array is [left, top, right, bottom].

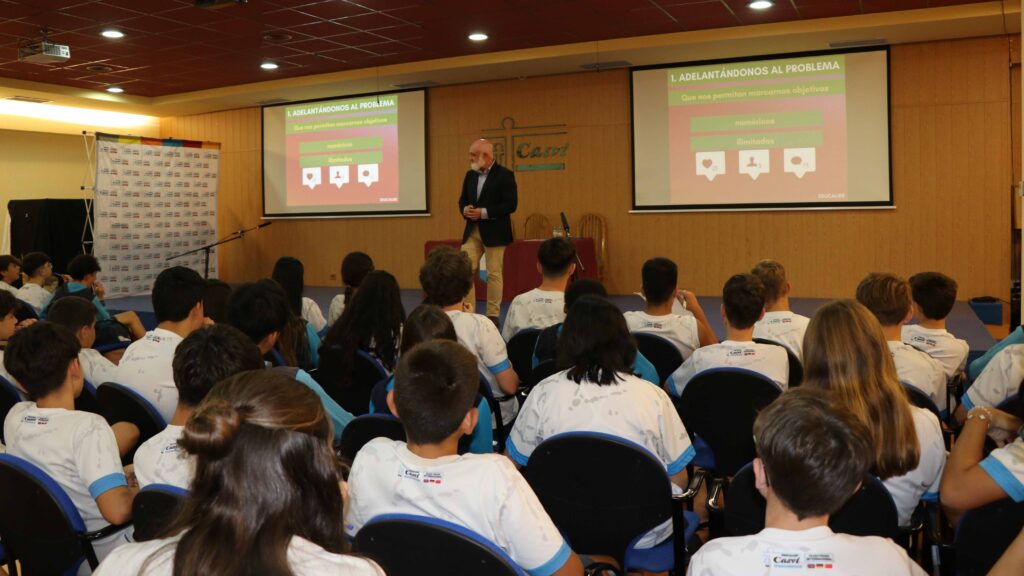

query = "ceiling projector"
[[18, 41, 70, 65]]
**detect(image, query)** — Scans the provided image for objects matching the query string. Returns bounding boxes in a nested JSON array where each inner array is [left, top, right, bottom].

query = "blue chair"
[[74, 379, 101, 415], [954, 498, 1024, 575], [902, 381, 943, 422], [506, 328, 541, 390], [752, 338, 803, 387], [522, 432, 700, 573], [355, 513, 527, 576], [316, 347, 389, 417], [337, 414, 407, 464], [132, 484, 188, 543], [96, 382, 167, 462], [0, 375, 24, 444], [633, 332, 684, 386], [0, 454, 130, 575]]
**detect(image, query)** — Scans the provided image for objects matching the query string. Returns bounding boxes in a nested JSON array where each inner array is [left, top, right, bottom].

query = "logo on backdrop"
[[481, 117, 569, 172]]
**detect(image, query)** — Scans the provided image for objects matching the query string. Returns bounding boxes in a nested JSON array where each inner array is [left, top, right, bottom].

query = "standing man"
[[459, 138, 518, 323]]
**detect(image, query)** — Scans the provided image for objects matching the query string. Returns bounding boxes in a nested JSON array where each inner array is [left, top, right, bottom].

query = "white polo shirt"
[[345, 438, 572, 576], [133, 425, 190, 490], [302, 297, 326, 334], [0, 281, 17, 296], [501, 288, 564, 341], [980, 436, 1024, 502], [901, 324, 969, 379], [95, 533, 385, 576], [881, 406, 946, 527], [624, 310, 700, 360], [115, 328, 184, 422], [446, 310, 517, 423], [687, 526, 926, 575], [327, 293, 346, 327], [963, 344, 1024, 411], [670, 340, 789, 397], [80, 348, 118, 387], [888, 341, 948, 414], [16, 282, 51, 314], [753, 310, 810, 360]]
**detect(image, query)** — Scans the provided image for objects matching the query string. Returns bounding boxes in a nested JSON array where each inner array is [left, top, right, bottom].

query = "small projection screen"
[[631, 47, 891, 212], [262, 89, 428, 218]]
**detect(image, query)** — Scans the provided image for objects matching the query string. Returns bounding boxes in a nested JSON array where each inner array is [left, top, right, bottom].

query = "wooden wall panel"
[[161, 35, 1015, 300]]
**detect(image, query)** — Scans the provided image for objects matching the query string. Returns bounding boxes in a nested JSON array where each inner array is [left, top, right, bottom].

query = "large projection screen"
[[262, 89, 427, 218], [632, 48, 891, 212]]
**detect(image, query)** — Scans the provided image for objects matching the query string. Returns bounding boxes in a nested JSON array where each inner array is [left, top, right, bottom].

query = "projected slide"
[[263, 90, 427, 218], [633, 49, 890, 211]]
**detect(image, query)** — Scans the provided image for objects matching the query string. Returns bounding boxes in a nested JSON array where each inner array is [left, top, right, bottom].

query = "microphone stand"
[[166, 222, 271, 279], [560, 215, 585, 283]]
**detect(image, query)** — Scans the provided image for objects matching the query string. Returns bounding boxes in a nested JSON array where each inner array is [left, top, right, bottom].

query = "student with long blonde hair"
[[802, 299, 945, 527]]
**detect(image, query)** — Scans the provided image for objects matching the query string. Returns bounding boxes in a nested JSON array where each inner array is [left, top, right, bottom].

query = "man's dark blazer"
[[459, 162, 518, 247]]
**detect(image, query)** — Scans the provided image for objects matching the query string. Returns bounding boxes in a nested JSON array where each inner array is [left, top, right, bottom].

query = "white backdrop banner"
[[93, 133, 219, 297]]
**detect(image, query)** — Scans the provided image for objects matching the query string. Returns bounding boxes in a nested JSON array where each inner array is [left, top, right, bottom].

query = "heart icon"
[[790, 156, 802, 165], [305, 172, 314, 180], [702, 158, 713, 169]]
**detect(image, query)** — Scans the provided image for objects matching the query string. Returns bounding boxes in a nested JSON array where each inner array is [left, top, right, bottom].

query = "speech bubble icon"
[[302, 167, 322, 190], [695, 151, 725, 181], [328, 165, 350, 188], [357, 163, 379, 187], [738, 149, 770, 181], [783, 148, 816, 179]]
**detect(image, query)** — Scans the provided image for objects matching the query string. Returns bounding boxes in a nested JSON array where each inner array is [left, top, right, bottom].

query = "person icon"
[[747, 156, 757, 167]]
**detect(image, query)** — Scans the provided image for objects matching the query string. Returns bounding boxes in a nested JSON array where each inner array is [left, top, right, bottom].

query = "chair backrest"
[[477, 375, 508, 453], [506, 329, 541, 389], [132, 484, 189, 543], [523, 432, 673, 568], [725, 462, 899, 540], [752, 338, 803, 387], [96, 382, 167, 457], [576, 213, 607, 276], [677, 368, 782, 476], [337, 414, 407, 463], [632, 332, 684, 385], [531, 359, 560, 387], [955, 498, 1024, 576], [355, 513, 526, 576], [0, 376, 24, 444], [320, 349, 389, 417], [74, 380, 100, 415], [522, 213, 551, 240], [901, 382, 941, 421], [0, 454, 90, 575]]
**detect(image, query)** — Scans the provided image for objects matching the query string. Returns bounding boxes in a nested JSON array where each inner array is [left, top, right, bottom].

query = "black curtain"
[[8, 199, 92, 276]]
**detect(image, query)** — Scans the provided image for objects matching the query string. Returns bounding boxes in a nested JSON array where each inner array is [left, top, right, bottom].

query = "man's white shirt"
[[115, 328, 184, 422], [670, 340, 789, 397], [133, 425, 190, 490], [501, 288, 564, 341], [881, 406, 946, 526], [888, 341, 947, 414], [624, 311, 700, 360], [446, 310, 516, 423], [901, 324, 968, 379], [79, 348, 118, 387], [302, 296, 327, 333], [753, 311, 810, 360], [16, 283, 51, 314], [962, 343, 1024, 410]]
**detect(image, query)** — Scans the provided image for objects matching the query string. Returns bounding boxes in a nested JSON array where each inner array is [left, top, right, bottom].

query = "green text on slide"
[[691, 111, 823, 133], [669, 80, 846, 106], [287, 114, 397, 134], [299, 137, 384, 153], [299, 151, 384, 167], [690, 131, 822, 152], [668, 56, 845, 86]]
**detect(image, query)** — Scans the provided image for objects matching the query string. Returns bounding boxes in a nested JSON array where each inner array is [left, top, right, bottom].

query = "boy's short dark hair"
[[47, 297, 97, 332], [20, 252, 51, 278], [755, 388, 872, 520], [751, 259, 788, 305], [5, 322, 81, 400], [419, 246, 472, 308], [393, 340, 479, 445], [0, 291, 18, 319], [67, 254, 101, 281], [855, 272, 911, 326], [564, 278, 608, 310], [152, 266, 206, 323], [641, 257, 678, 306], [172, 324, 264, 407], [225, 280, 290, 345], [203, 279, 232, 323], [0, 255, 21, 274], [723, 273, 765, 330], [537, 238, 576, 278], [909, 272, 958, 321]]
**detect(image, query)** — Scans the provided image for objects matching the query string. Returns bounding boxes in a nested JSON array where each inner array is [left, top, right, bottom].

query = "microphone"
[[560, 212, 570, 237], [257, 222, 272, 229]]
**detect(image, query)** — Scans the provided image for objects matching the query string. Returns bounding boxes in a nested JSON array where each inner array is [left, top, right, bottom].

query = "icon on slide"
[[329, 165, 350, 188], [783, 148, 816, 179], [357, 164, 379, 187], [695, 151, 725, 181], [738, 150, 770, 181], [302, 167, 322, 190]]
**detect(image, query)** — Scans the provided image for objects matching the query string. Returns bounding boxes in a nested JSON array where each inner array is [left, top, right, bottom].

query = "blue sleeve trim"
[[528, 540, 572, 576], [295, 369, 353, 441], [921, 491, 940, 503], [468, 398, 494, 454], [506, 437, 530, 466], [667, 444, 696, 476], [88, 472, 127, 499], [488, 359, 512, 375], [961, 393, 975, 411], [980, 455, 1024, 502]]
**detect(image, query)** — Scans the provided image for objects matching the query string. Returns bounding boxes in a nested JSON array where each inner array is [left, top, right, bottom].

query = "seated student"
[[201, 279, 232, 323], [116, 266, 207, 422], [968, 325, 1024, 381], [902, 272, 969, 381], [509, 295, 694, 549], [273, 255, 326, 334], [368, 304, 493, 454], [751, 259, 810, 360], [804, 299, 945, 528], [856, 273, 947, 414], [3, 323, 138, 565], [419, 246, 519, 424], [328, 251, 374, 327], [133, 324, 264, 489], [52, 254, 146, 340], [48, 297, 118, 387], [670, 274, 789, 396], [959, 343, 1024, 424], [16, 251, 56, 314], [96, 371, 384, 576], [0, 291, 21, 387], [688, 387, 927, 575], [346, 340, 584, 576], [501, 237, 575, 341], [624, 257, 716, 359], [225, 280, 354, 442], [0, 255, 20, 296]]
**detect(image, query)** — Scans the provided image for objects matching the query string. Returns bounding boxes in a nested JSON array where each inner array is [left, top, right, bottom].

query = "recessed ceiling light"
[[106, 86, 124, 93], [468, 32, 488, 42], [747, 0, 774, 9], [260, 61, 279, 70], [262, 32, 292, 43], [100, 29, 124, 39]]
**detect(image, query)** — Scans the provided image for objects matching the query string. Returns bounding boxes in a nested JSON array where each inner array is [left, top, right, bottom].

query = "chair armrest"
[[83, 521, 132, 542], [670, 486, 689, 571], [584, 562, 622, 576], [706, 477, 725, 513], [675, 469, 705, 503]]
